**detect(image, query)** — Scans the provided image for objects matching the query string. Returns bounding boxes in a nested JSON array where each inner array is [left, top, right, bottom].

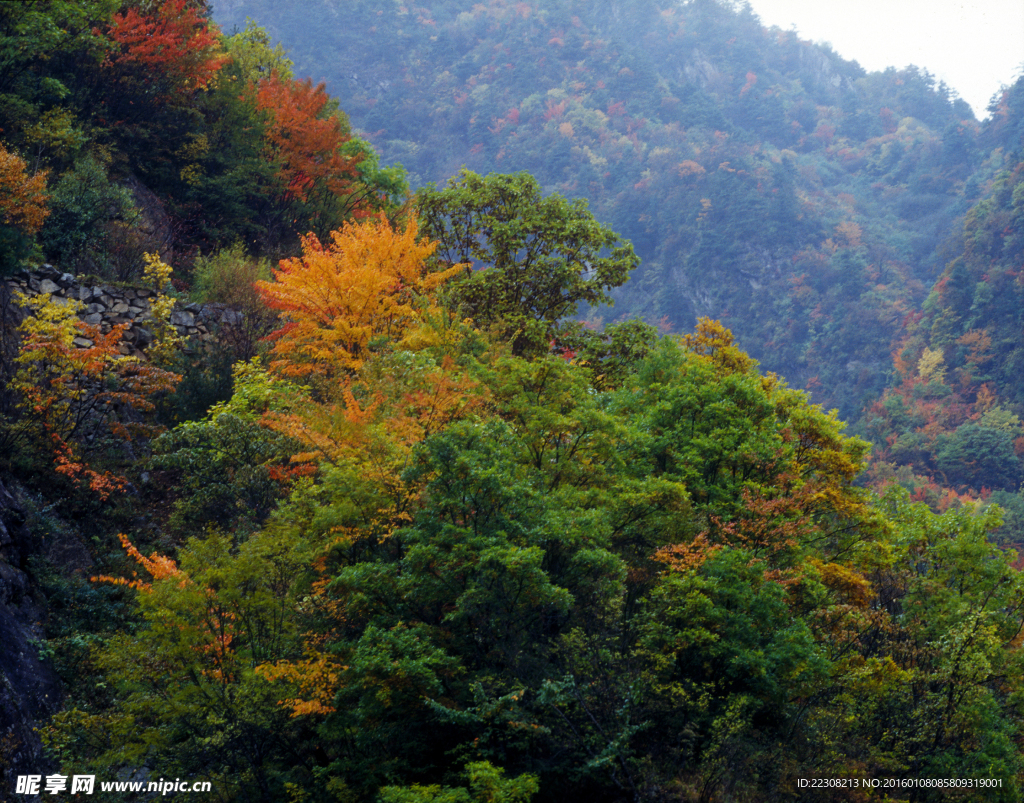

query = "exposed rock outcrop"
[[0, 480, 61, 801]]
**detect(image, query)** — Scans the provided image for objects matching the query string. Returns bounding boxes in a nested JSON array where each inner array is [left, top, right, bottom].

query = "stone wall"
[[2, 265, 243, 357]]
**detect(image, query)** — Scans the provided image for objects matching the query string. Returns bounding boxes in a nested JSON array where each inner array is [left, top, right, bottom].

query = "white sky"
[[744, 0, 1024, 119]]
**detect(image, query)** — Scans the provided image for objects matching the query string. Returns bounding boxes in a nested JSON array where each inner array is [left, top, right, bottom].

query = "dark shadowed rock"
[[0, 480, 61, 798]]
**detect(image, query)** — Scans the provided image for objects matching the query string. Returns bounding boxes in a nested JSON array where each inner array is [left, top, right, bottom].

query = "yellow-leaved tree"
[[255, 213, 465, 377], [250, 213, 483, 530]]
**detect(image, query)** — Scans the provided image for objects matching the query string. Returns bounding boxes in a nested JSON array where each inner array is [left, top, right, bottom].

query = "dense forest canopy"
[[211, 0, 1024, 527], [0, 1, 1022, 801]]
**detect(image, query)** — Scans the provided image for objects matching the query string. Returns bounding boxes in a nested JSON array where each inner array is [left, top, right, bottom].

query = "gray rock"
[[170, 309, 195, 327], [4, 269, 243, 378], [0, 479, 63, 783]]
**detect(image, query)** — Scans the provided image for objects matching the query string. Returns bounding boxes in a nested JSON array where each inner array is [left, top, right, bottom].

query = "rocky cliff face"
[[0, 480, 61, 801]]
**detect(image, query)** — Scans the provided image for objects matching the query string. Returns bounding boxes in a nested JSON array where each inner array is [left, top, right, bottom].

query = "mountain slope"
[[213, 0, 996, 420]]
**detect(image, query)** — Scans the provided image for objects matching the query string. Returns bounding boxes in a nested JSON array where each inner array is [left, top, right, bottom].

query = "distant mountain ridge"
[[213, 0, 1000, 417], [212, 1, 1016, 427]]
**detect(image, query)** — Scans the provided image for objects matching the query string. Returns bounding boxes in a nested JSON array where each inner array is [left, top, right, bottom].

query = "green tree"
[[222, 18, 294, 86], [417, 170, 639, 356], [610, 332, 868, 532], [0, 1, 116, 144], [47, 517, 335, 802], [380, 761, 538, 803], [38, 154, 140, 275], [936, 423, 1022, 491], [844, 489, 1024, 795], [151, 359, 308, 535], [639, 548, 831, 799]]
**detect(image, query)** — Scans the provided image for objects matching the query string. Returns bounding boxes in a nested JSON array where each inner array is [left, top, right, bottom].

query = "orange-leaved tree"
[[0, 143, 49, 275], [0, 143, 48, 236], [256, 213, 465, 377], [103, 0, 227, 103], [253, 71, 361, 205], [13, 292, 180, 498]]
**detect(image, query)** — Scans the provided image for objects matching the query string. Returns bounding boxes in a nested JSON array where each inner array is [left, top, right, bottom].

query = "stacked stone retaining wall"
[[2, 265, 242, 356]]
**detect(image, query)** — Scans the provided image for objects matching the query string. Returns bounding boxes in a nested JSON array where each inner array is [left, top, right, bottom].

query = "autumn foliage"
[[103, 0, 228, 100], [13, 292, 180, 498], [0, 144, 49, 236], [94, 532, 184, 591], [253, 72, 362, 204], [256, 214, 464, 375], [13, 0, 1024, 795]]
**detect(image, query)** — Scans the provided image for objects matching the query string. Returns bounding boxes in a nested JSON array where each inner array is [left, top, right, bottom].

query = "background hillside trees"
[[210, 0, 996, 423]]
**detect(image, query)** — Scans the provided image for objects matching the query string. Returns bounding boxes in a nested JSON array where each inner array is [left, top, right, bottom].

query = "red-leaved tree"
[[253, 72, 362, 204], [103, 0, 227, 102]]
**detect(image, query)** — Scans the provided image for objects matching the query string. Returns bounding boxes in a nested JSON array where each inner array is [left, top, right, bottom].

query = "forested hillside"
[[214, 0, 1003, 418], [1, 1, 1023, 801], [213, 0, 1024, 530], [864, 113, 1024, 540]]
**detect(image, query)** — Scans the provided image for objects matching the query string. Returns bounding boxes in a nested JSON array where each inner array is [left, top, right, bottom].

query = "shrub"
[[39, 155, 143, 277], [192, 243, 278, 360]]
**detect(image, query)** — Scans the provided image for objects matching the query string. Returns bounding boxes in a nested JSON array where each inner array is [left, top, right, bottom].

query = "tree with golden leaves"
[[0, 143, 48, 274], [256, 214, 464, 377]]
